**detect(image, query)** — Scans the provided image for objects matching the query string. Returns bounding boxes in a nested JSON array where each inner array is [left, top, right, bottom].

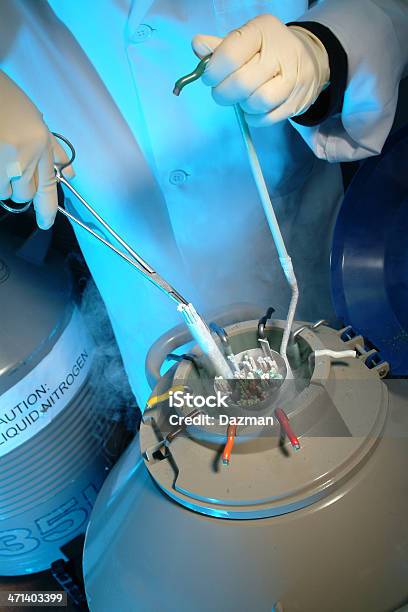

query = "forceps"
[[0, 133, 188, 307]]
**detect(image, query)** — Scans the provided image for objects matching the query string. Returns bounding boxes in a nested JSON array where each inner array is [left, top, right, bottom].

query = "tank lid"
[[0, 231, 72, 392], [331, 126, 408, 375], [141, 321, 387, 519]]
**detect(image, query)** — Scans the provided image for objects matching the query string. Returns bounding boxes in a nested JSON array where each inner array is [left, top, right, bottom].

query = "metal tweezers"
[[0, 133, 188, 307]]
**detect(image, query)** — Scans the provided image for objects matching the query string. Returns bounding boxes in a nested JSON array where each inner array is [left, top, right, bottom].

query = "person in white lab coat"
[[0, 0, 407, 406]]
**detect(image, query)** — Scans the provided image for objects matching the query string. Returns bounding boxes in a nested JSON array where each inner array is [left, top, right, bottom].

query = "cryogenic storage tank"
[[0, 232, 113, 575], [83, 317, 408, 611], [83, 128, 408, 611]]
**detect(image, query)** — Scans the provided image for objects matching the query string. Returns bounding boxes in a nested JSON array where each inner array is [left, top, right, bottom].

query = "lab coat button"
[[132, 24, 153, 43], [169, 170, 188, 185]]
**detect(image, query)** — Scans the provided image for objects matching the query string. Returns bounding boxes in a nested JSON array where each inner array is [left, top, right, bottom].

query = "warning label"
[[0, 308, 94, 457]]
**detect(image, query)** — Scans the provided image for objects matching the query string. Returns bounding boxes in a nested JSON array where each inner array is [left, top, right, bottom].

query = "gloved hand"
[[192, 14, 330, 127], [0, 70, 73, 229]]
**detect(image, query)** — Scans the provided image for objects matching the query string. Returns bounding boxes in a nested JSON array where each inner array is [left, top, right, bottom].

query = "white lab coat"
[[0, 0, 406, 406]]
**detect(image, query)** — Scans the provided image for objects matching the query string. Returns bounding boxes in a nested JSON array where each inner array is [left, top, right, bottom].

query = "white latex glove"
[[192, 14, 330, 127], [0, 70, 73, 229]]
